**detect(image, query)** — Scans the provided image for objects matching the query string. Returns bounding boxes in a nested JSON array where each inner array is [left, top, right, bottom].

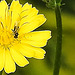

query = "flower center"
[[0, 29, 14, 48]]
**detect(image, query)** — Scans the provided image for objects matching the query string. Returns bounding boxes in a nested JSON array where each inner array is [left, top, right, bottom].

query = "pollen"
[[0, 29, 14, 48]]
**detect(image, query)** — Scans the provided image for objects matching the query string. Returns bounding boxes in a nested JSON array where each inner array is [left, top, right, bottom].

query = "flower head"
[[0, 0, 51, 73]]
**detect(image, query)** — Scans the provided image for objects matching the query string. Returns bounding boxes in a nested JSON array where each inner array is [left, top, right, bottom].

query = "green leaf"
[[56, 0, 62, 3]]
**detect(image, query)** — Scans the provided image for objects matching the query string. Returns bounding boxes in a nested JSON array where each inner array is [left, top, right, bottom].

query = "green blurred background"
[[1, 0, 75, 75]]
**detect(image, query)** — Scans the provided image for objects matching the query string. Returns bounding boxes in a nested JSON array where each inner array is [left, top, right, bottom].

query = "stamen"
[[0, 29, 14, 48]]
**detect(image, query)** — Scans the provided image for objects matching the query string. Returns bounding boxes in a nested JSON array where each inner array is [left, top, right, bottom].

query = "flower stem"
[[2, 70, 7, 75], [53, 3, 62, 75]]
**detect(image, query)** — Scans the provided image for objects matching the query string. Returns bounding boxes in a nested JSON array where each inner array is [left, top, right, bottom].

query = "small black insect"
[[14, 32, 19, 38], [12, 26, 19, 39]]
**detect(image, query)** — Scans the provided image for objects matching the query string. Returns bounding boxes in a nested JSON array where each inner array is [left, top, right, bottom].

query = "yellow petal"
[[22, 3, 32, 10], [19, 14, 46, 34], [20, 31, 51, 47], [11, 43, 34, 58], [10, 47, 29, 67], [34, 48, 46, 59], [20, 7, 38, 27], [0, 48, 5, 71], [17, 43, 46, 59], [17, 44, 34, 58], [24, 31, 51, 41], [0, 0, 8, 28], [4, 49, 16, 73], [9, 0, 22, 29], [21, 39, 47, 47]]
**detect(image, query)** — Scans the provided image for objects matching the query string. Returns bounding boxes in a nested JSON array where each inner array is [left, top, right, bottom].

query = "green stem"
[[2, 70, 7, 75], [53, 3, 62, 75]]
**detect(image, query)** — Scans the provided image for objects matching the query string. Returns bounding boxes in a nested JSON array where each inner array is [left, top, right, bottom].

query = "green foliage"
[[56, 0, 62, 3], [42, 0, 62, 3], [42, 0, 62, 8], [42, 0, 51, 3], [42, 0, 55, 8]]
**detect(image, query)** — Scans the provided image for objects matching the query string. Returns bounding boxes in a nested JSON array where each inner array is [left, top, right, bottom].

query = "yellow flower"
[[0, 0, 51, 74]]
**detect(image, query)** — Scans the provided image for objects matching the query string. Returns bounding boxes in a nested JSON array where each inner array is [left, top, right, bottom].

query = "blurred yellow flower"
[[0, 0, 51, 74]]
